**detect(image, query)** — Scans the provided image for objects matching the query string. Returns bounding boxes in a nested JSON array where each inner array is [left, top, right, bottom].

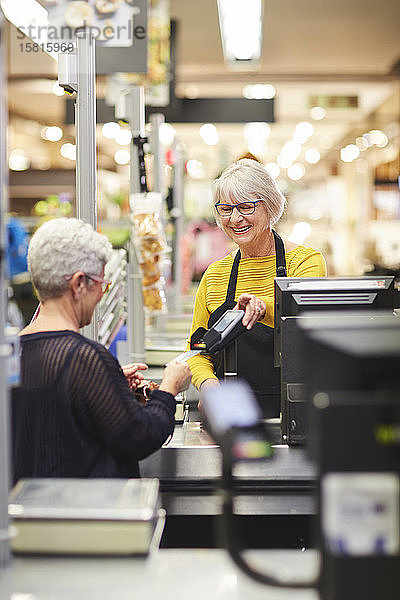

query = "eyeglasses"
[[85, 274, 112, 294], [215, 200, 263, 217]]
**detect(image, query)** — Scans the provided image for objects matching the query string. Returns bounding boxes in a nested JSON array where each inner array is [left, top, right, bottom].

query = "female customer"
[[188, 159, 326, 417], [12, 218, 191, 483]]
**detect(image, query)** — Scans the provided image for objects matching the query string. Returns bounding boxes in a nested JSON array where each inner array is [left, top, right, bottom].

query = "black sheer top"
[[12, 330, 175, 483]]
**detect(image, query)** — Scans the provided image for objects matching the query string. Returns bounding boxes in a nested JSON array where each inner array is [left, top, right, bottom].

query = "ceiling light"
[[265, 162, 280, 179], [287, 163, 305, 181], [305, 149, 320, 164], [243, 122, 270, 154], [217, 0, 263, 69], [243, 122, 270, 141], [293, 121, 314, 143], [159, 123, 176, 146], [52, 82, 65, 97], [41, 126, 63, 142], [114, 149, 130, 165], [277, 154, 293, 169], [281, 140, 301, 161], [199, 124, 219, 145], [243, 84, 275, 99], [369, 129, 388, 148], [114, 129, 132, 146], [102, 122, 120, 139], [340, 144, 360, 163], [310, 106, 326, 120], [60, 143, 76, 160], [186, 159, 204, 179], [9, 149, 30, 171]]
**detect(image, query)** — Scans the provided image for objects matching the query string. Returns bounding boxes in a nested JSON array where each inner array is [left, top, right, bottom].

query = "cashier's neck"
[[239, 235, 299, 258], [19, 295, 82, 336]]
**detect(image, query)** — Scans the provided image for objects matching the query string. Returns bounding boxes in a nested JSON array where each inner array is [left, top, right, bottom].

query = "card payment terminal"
[[175, 309, 245, 363]]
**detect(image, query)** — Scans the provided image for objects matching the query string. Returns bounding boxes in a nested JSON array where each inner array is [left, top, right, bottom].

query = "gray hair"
[[28, 218, 113, 301], [213, 159, 286, 226]]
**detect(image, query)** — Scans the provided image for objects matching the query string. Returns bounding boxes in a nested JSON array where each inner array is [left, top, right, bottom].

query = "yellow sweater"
[[187, 245, 327, 390]]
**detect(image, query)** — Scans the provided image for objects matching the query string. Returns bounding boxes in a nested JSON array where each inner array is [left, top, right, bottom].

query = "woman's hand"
[[122, 362, 148, 390], [235, 293, 266, 330], [159, 358, 192, 397]]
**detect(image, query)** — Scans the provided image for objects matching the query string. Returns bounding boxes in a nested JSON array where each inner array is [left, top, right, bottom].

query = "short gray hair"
[[28, 218, 113, 301], [213, 159, 286, 226]]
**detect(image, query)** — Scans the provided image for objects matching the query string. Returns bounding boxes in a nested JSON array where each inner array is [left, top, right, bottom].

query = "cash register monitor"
[[274, 275, 395, 445], [297, 310, 400, 454], [274, 276, 395, 367], [297, 314, 400, 600], [298, 311, 400, 392], [280, 309, 399, 446]]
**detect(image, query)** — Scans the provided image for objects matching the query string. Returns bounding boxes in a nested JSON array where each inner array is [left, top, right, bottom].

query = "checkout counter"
[[2, 312, 399, 600], [140, 308, 317, 550], [1, 549, 319, 600], [140, 407, 316, 549], [0, 382, 320, 600]]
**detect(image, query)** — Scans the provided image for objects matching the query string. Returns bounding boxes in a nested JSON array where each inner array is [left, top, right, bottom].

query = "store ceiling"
[[171, 0, 400, 81], [6, 0, 400, 180]]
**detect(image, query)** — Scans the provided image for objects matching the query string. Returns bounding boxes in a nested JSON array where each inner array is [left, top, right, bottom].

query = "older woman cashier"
[[187, 159, 327, 418]]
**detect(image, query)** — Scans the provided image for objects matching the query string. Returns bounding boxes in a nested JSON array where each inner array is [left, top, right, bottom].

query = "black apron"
[[207, 230, 287, 418]]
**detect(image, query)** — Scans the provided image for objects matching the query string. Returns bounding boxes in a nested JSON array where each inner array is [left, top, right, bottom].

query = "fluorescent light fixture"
[[217, 0, 263, 69]]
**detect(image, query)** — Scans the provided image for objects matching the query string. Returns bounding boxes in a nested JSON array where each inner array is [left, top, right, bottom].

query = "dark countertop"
[[140, 421, 317, 518], [140, 422, 316, 486]]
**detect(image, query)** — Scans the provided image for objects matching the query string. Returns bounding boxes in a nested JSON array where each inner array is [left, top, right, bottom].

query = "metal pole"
[[127, 87, 146, 363], [150, 113, 165, 199], [171, 142, 184, 314], [0, 11, 11, 567], [75, 29, 98, 340], [150, 113, 167, 332]]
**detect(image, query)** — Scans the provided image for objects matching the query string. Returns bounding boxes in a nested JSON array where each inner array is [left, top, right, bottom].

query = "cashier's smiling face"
[[218, 198, 271, 258]]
